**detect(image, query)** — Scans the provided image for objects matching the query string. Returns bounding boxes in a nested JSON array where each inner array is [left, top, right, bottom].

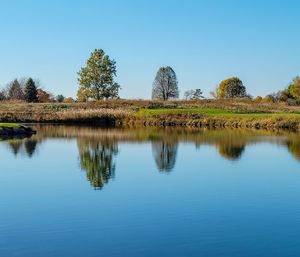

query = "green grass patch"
[[0, 123, 21, 128], [136, 107, 300, 119], [136, 107, 230, 116]]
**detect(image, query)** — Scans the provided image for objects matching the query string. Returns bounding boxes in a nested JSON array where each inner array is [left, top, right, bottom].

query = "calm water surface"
[[1, 125, 300, 257]]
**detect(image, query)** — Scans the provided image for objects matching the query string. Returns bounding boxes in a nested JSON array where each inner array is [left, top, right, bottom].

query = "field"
[[1, 99, 300, 130]]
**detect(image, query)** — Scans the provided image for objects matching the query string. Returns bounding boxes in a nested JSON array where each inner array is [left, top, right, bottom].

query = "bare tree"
[[184, 89, 204, 100], [7, 79, 25, 100], [0, 90, 6, 100], [152, 140, 178, 172], [152, 66, 179, 100]]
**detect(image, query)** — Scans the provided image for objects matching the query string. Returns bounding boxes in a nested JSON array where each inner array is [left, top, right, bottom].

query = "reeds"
[[1, 99, 300, 129]]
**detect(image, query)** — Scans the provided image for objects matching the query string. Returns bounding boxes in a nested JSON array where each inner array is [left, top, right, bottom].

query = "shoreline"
[[1, 100, 300, 131], [1, 115, 300, 131], [0, 124, 36, 138]]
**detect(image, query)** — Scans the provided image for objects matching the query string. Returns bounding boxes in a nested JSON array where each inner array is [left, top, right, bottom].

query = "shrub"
[[56, 95, 65, 103], [286, 98, 297, 106], [254, 96, 262, 103], [63, 97, 75, 103], [184, 89, 204, 100], [37, 89, 50, 103], [289, 77, 300, 99], [263, 94, 276, 103]]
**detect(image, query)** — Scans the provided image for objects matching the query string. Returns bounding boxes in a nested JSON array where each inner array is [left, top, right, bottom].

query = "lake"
[[1, 125, 300, 257]]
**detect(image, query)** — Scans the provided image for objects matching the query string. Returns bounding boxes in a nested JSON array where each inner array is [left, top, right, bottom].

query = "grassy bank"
[[0, 122, 36, 137], [0, 123, 20, 128], [1, 99, 300, 130]]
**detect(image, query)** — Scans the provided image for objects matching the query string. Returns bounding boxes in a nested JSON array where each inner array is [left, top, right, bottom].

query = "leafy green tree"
[[76, 87, 88, 102], [152, 66, 179, 100], [77, 49, 120, 100], [24, 78, 38, 102], [217, 77, 246, 98]]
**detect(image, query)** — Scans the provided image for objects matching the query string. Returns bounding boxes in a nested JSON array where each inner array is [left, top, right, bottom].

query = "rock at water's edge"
[[0, 125, 36, 136]]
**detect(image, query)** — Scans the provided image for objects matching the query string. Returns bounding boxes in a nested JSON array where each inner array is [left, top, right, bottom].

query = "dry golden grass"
[[1, 99, 300, 129]]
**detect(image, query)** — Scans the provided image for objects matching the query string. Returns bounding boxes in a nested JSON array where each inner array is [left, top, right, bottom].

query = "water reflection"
[[218, 144, 245, 161], [24, 140, 38, 158], [78, 138, 118, 190], [152, 141, 178, 172], [286, 139, 300, 161], [2, 125, 300, 189], [5, 138, 39, 158], [9, 141, 23, 155]]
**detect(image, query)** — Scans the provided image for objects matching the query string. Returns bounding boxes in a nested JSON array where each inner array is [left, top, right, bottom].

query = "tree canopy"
[[77, 49, 120, 100], [152, 66, 179, 100], [217, 77, 247, 98], [24, 78, 38, 102], [289, 77, 300, 100]]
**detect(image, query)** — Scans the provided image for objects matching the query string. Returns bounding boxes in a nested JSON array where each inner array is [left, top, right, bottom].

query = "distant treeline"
[[0, 77, 74, 103], [1, 48, 300, 105]]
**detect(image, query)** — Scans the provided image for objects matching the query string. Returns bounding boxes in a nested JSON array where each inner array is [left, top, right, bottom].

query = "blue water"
[[0, 126, 300, 257]]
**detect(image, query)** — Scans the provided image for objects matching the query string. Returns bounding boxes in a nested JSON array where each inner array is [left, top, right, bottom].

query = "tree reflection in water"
[[286, 140, 300, 161], [152, 141, 178, 172], [7, 139, 38, 157], [218, 144, 245, 161], [4, 125, 300, 189], [24, 140, 38, 158], [77, 138, 118, 190], [9, 141, 23, 155]]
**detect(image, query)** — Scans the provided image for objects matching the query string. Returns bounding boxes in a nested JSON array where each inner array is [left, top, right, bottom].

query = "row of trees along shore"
[[1, 48, 300, 104], [0, 78, 71, 103]]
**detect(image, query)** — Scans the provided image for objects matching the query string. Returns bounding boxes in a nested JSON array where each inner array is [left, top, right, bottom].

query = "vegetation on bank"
[[0, 99, 300, 129]]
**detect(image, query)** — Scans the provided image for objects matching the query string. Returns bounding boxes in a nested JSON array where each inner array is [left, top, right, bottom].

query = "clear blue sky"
[[1, 0, 300, 98]]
